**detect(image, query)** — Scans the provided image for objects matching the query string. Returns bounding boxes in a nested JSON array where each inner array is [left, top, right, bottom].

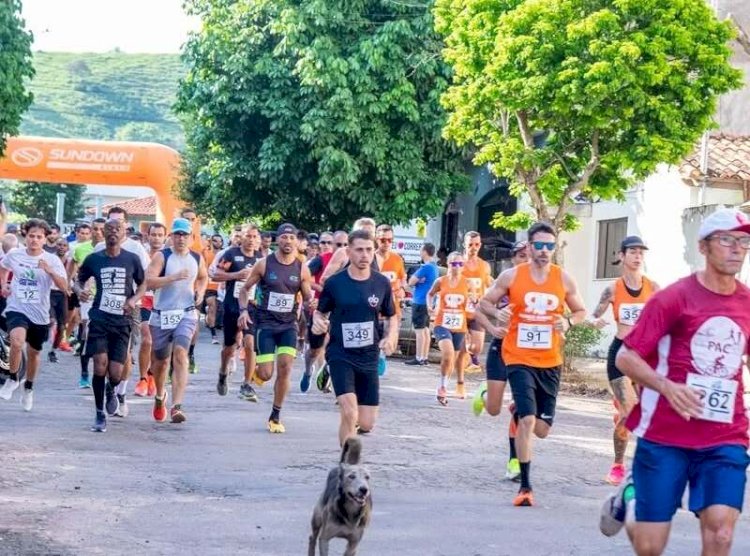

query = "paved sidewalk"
[[1, 333, 749, 555]]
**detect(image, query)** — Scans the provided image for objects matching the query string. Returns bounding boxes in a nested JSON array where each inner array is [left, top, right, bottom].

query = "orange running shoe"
[[455, 382, 466, 400], [147, 375, 156, 397], [134, 378, 148, 397], [153, 392, 168, 422], [513, 489, 534, 507], [59, 341, 73, 353]]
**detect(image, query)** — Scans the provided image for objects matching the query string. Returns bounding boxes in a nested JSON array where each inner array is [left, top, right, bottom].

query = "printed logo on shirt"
[[102, 267, 127, 296], [443, 293, 465, 309], [382, 271, 397, 282], [522, 292, 560, 321], [268, 271, 278, 281], [368, 294, 379, 308], [290, 274, 299, 283], [690, 316, 746, 379]]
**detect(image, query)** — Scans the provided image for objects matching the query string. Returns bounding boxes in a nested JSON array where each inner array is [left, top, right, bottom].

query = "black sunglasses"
[[319, 240, 332, 245], [336, 242, 348, 248]]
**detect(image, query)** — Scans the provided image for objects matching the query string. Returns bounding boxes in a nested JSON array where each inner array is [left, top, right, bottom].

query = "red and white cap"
[[698, 208, 750, 240]]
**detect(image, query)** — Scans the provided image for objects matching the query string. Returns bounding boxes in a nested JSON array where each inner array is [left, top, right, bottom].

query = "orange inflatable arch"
[[0, 136, 183, 225]]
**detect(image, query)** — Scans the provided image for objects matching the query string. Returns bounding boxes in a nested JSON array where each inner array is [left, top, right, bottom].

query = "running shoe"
[[105, 383, 119, 416], [599, 472, 632, 537], [0, 377, 20, 400], [189, 355, 198, 374], [513, 488, 534, 507], [216, 374, 228, 396], [153, 392, 168, 422], [605, 463, 626, 486], [455, 382, 466, 400], [239, 382, 258, 402], [472, 382, 487, 416], [404, 358, 422, 366], [91, 410, 107, 433], [316, 364, 331, 392], [21, 388, 33, 412], [506, 458, 521, 481], [211, 337, 220, 345], [134, 378, 149, 397], [115, 394, 128, 417], [251, 371, 266, 386], [59, 341, 73, 353], [465, 363, 482, 373], [170, 405, 186, 423], [300, 372, 312, 393], [267, 419, 286, 434], [437, 386, 448, 406], [147, 374, 157, 397], [48, 351, 58, 363], [78, 376, 91, 389]]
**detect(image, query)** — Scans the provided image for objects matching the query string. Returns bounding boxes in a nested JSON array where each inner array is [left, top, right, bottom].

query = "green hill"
[[20, 52, 186, 150]]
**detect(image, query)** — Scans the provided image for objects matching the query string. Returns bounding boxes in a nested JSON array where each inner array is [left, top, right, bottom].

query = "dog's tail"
[[340, 437, 362, 465]]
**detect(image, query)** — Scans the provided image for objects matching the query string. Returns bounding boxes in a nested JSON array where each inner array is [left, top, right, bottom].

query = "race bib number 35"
[[100, 292, 126, 315], [517, 323, 552, 349], [618, 303, 644, 326], [268, 291, 294, 313], [342, 321, 374, 348], [686, 373, 737, 424], [442, 312, 464, 330]]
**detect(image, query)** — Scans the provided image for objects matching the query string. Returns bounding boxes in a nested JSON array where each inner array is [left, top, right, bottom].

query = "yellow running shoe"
[[252, 371, 266, 386], [472, 382, 487, 416], [268, 419, 286, 434]]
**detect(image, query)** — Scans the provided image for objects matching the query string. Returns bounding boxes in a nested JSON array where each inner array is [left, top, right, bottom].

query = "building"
[[85, 194, 157, 230]]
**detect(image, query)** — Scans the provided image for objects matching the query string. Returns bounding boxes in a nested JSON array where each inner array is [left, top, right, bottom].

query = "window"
[[596, 218, 627, 279]]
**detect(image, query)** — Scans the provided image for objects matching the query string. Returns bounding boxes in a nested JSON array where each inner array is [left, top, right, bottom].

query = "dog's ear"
[[340, 437, 362, 465]]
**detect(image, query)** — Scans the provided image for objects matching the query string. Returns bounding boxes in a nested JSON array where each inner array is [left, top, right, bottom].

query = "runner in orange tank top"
[[202, 233, 224, 344], [489, 222, 586, 507], [375, 224, 407, 318], [589, 236, 660, 486]]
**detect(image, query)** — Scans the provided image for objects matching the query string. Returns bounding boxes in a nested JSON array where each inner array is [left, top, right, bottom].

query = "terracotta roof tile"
[[86, 196, 156, 216], [680, 133, 750, 182]]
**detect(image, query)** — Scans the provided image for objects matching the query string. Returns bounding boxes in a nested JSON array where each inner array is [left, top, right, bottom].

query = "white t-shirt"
[[1, 248, 67, 325], [94, 237, 150, 271]]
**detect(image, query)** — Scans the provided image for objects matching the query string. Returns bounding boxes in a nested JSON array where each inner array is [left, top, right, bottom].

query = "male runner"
[[0, 219, 68, 410], [214, 223, 262, 400], [179, 207, 203, 372], [203, 233, 224, 344], [473, 240, 528, 480], [147, 218, 208, 423], [320, 218, 377, 283], [460, 231, 493, 389], [405, 242, 439, 366], [260, 232, 273, 258], [76, 218, 146, 432], [590, 236, 659, 486], [375, 225, 407, 322], [600, 208, 750, 556], [133, 222, 167, 398], [47, 237, 70, 363], [238, 223, 314, 433], [312, 229, 398, 445], [487, 222, 586, 506], [43, 223, 61, 254], [63, 222, 92, 352]]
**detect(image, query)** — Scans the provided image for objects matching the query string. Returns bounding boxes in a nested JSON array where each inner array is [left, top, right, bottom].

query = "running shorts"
[[486, 337, 507, 381], [507, 364, 561, 426], [149, 318, 199, 360], [85, 319, 131, 364], [256, 327, 297, 363], [433, 325, 465, 351], [329, 359, 379, 406], [223, 308, 255, 347], [607, 337, 625, 382], [5, 311, 49, 352], [49, 290, 67, 327], [411, 303, 429, 329]]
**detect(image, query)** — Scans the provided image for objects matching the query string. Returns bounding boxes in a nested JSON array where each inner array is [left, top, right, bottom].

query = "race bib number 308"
[[686, 372, 737, 424], [100, 292, 126, 315]]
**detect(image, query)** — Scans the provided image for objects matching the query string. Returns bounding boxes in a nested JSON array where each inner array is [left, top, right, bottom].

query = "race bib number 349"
[[342, 322, 374, 348], [686, 372, 737, 424]]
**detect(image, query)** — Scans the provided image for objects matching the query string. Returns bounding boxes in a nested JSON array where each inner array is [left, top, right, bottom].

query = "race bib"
[[18, 283, 40, 304], [686, 372, 738, 424], [342, 321, 374, 348], [100, 292, 126, 315], [234, 281, 256, 300], [442, 312, 464, 330], [160, 309, 184, 330], [268, 291, 294, 313], [517, 323, 553, 349], [618, 303, 644, 326]]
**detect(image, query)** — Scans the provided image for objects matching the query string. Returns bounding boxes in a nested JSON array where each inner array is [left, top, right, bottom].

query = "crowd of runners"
[[0, 201, 749, 555]]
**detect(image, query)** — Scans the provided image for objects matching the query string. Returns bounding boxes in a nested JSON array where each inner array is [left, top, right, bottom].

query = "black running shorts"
[[329, 359, 379, 406], [507, 364, 561, 426]]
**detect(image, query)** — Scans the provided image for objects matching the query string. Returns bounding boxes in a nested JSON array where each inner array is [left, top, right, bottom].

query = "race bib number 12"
[[18, 283, 40, 304], [686, 372, 737, 424]]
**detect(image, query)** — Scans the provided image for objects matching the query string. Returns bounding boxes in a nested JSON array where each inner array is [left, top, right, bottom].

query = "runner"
[[47, 237, 70, 364], [146, 218, 208, 423], [599, 208, 750, 556], [179, 207, 203, 373], [43, 223, 61, 254], [312, 229, 398, 445], [405, 242, 439, 366], [459, 231, 494, 391], [203, 233, 224, 344], [426, 252, 470, 406], [589, 236, 659, 486], [485, 222, 586, 506], [0, 219, 68, 410], [260, 232, 273, 258], [320, 218, 377, 283], [374, 224, 406, 338], [213, 223, 262, 401], [75, 218, 146, 432], [62, 222, 92, 353], [133, 222, 167, 398], [237, 223, 314, 433], [473, 240, 529, 481]]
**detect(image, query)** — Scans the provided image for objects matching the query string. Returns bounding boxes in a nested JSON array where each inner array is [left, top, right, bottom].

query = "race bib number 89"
[[686, 373, 737, 424], [618, 303, 644, 326], [342, 322, 374, 348], [268, 292, 294, 313], [517, 323, 552, 349]]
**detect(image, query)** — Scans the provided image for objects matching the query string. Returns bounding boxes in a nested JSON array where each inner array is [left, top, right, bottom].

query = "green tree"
[[0, 0, 35, 157], [8, 182, 86, 224], [175, 0, 468, 230], [434, 0, 743, 234]]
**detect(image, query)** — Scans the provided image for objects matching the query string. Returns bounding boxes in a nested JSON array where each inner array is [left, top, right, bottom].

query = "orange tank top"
[[463, 257, 491, 317], [435, 275, 470, 333], [612, 276, 653, 327], [203, 249, 220, 291], [502, 263, 567, 368]]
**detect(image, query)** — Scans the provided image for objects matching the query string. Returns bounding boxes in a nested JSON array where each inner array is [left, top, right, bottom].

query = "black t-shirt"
[[78, 249, 144, 325], [319, 269, 395, 370], [217, 247, 261, 313], [43, 244, 57, 254], [307, 255, 324, 276]]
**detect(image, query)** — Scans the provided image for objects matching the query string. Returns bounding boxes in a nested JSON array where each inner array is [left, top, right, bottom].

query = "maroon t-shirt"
[[624, 274, 750, 449]]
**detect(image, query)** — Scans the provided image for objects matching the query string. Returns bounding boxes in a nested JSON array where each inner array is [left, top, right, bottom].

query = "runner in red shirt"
[[600, 208, 750, 556]]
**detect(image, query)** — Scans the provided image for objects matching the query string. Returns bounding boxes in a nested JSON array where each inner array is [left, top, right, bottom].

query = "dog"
[[308, 437, 372, 556]]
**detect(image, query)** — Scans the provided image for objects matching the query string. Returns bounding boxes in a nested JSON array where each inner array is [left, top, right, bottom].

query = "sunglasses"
[[336, 242, 348, 248], [450, 261, 464, 267], [532, 241, 556, 251], [319, 240, 332, 245]]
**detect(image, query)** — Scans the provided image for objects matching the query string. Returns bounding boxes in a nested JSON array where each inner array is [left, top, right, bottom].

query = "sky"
[[21, 0, 200, 53]]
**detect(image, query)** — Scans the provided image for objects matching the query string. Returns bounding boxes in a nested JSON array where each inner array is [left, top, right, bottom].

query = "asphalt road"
[[2, 331, 749, 556]]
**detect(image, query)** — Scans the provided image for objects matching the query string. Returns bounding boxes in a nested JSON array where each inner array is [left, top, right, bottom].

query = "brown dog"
[[308, 438, 372, 556]]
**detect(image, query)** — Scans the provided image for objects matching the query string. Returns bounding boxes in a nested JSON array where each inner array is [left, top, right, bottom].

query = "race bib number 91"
[[268, 291, 294, 313], [342, 321, 374, 348], [618, 303, 644, 326], [517, 323, 552, 349], [686, 372, 737, 424]]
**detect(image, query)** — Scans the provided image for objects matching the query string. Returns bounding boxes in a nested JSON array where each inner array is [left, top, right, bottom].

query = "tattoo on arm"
[[592, 286, 612, 318]]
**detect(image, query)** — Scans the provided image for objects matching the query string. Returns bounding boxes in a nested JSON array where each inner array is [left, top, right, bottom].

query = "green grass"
[[20, 52, 185, 150]]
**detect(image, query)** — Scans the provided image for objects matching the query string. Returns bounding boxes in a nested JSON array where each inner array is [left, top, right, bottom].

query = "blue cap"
[[172, 218, 192, 235]]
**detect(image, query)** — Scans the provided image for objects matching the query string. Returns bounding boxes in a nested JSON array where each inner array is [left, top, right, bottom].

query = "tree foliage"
[[0, 0, 34, 157], [175, 0, 469, 230], [435, 0, 743, 234], [8, 182, 85, 224]]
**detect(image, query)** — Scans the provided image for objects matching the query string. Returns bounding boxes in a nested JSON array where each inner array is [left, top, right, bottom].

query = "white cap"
[[698, 208, 750, 240]]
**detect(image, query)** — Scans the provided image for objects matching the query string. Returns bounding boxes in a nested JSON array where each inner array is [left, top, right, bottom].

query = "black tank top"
[[256, 253, 303, 330]]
